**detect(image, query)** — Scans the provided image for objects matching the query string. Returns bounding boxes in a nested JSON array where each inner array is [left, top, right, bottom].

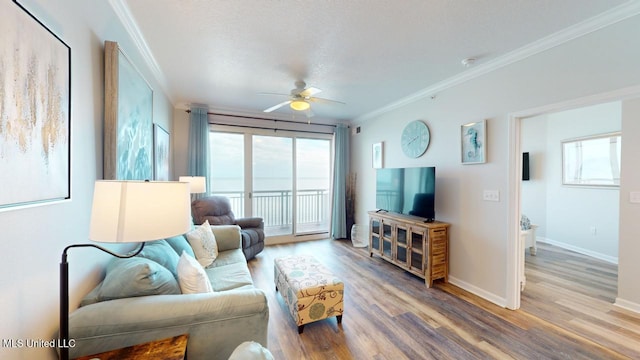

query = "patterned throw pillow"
[[520, 215, 531, 230], [185, 220, 219, 267]]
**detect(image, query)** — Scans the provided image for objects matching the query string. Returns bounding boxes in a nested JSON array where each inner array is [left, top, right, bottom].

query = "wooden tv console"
[[368, 211, 450, 287]]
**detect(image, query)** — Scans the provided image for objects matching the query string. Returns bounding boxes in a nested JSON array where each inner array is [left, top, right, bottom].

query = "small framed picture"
[[461, 120, 486, 164], [153, 124, 170, 180], [372, 142, 383, 168]]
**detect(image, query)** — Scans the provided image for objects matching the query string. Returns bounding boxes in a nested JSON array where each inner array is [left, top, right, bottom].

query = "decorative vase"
[[350, 224, 368, 247]]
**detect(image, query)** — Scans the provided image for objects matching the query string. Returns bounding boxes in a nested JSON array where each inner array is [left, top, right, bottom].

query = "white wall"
[[352, 14, 640, 307], [522, 102, 621, 262], [0, 1, 174, 359], [618, 97, 640, 312]]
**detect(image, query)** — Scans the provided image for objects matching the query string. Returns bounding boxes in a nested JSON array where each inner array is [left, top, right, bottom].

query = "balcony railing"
[[210, 189, 330, 234]]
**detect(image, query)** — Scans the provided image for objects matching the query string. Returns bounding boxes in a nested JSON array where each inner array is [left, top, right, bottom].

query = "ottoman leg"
[[298, 325, 305, 334], [337, 315, 343, 324]]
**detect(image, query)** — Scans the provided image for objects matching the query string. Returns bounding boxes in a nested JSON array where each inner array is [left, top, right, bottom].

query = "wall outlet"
[[590, 226, 597, 235], [483, 190, 500, 202]]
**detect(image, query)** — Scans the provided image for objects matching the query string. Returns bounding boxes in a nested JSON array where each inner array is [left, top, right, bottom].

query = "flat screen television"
[[375, 167, 436, 221]]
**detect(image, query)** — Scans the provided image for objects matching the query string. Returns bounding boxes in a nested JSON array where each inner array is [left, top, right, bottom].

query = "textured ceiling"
[[121, 0, 631, 122]]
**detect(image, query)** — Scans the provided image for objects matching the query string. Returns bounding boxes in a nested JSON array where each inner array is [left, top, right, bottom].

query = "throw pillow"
[[134, 240, 181, 278], [83, 257, 180, 304], [185, 220, 219, 267], [520, 215, 531, 230], [177, 251, 214, 294], [165, 234, 195, 258]]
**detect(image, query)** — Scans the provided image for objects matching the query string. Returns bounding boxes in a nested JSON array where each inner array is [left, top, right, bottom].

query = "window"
[[562, 132, 621, 187]]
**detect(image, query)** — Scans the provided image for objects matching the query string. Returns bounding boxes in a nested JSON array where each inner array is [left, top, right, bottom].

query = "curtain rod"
[[185, 110, 339, 128], [205, 122, 335, 135]]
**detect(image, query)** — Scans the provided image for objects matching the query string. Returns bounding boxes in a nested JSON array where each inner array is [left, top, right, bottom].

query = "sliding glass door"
[[209, 132, 245, 213], [210, 129, 332, 239], [252, 135, 293, 236], [295, 138, 331, 234]]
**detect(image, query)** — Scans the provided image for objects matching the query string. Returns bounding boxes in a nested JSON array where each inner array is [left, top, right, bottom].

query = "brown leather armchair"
[[191, 195, 265, 260]]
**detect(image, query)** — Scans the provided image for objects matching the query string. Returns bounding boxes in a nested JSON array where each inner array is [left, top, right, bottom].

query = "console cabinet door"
[[395, 223, 409, 267], [369, 217, 382, 255], [381, 221, 393, 259], [409, 227, 426, 275]]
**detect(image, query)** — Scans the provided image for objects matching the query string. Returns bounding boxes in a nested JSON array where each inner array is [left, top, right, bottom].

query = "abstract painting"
[[153, 124, 169, 181], [0, 1, 71, 209], [104, 40, 153, 180], [461, 120, 486, 164]]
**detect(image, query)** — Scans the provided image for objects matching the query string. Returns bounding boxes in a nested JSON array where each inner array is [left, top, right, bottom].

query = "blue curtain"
[[331, 124, 350, 239], [188, 107, 210, 198]]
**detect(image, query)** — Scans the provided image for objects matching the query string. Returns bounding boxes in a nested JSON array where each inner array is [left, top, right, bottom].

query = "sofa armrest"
[[236, 217, 264, 229], [210, 225, 242, 251], [68, 289, 268, 360]]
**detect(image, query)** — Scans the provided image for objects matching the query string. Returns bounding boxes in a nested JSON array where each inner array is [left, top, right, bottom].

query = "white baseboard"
[[265, 233, 329, 246], [448, 275, 507, 308], [537, 237, 618, 264], [614, 298, 640, 314]]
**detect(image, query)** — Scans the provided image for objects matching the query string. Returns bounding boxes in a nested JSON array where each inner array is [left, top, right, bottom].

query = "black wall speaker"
[[522, 152, 530, 181]]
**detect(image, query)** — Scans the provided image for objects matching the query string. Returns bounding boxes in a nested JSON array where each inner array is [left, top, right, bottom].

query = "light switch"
[[630, 191, 640, 204]]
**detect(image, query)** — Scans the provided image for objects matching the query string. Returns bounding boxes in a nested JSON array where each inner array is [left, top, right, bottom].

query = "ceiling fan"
[[260, 80, 344, 117]]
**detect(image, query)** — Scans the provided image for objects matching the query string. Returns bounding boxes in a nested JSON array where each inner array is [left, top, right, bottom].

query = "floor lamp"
[[178, 176, 207, 201], [59, 180, 191, 360]]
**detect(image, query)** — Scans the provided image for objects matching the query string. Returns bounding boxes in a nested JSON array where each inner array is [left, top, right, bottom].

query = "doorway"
[[507, 87, 640, 310], [518, 103, 621, 294], [209, 129, 333, 242]]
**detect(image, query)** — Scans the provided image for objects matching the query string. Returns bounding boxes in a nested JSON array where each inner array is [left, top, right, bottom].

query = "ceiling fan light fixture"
[[290, 100, 310, 111]]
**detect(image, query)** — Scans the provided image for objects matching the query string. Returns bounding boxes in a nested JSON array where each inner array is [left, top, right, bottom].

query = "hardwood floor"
[[521, 242, 640, 359], [248, 239, 640, 359]]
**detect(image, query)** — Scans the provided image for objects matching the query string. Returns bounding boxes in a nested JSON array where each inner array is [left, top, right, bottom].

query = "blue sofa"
[[66, 225, 269, 360]]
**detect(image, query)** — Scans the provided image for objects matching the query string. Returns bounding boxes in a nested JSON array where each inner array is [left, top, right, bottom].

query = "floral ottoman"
[[274, 255, 344, 333]]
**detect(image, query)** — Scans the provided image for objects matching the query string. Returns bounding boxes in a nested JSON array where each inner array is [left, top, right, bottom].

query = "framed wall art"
[[461, 120, 486, 164], [104, 40, 153, 180], [153, 124, 170, 181], [372, 142, 383, 168], [0, 1, 71, 210]]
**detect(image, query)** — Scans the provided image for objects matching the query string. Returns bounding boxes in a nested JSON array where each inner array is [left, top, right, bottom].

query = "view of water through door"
[[210, 131, 331, 238], [252, 135, 293, 236]]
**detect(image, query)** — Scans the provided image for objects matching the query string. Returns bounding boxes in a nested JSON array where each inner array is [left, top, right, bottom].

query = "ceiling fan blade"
[[263, 100, 291, 113], [300, 87, 322, 97], [257, 92, 290, 97], [309, 97, 345, 105]]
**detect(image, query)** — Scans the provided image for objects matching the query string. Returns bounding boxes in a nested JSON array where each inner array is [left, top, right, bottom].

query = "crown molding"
[[108, 0, 172, 104], [354, 1, 640, 123]]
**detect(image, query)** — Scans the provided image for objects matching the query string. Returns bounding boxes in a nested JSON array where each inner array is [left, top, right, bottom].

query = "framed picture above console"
[[461, 120, 486, 164]]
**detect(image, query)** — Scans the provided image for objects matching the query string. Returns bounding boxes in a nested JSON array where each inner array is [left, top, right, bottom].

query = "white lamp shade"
[[179, 176, 206, 193], [89, 180, 191, 243]]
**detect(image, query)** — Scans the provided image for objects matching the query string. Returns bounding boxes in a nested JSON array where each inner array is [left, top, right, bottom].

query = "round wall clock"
[[401, 120, 430, 158]]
